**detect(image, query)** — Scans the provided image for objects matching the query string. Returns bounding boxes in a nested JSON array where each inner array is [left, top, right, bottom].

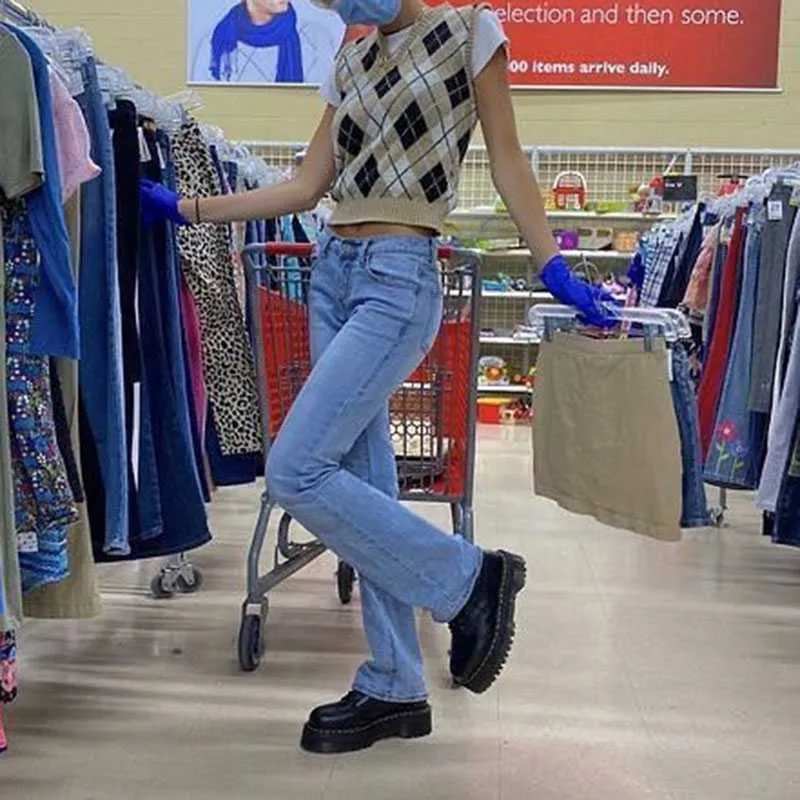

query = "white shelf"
[[544, 209, 676, 223], [482, 248, 631, 261], [481, 289, 552, 300], [447, 289, 553, 300], [453, 208, 675, 224], [477, 384, 532, 394], [479, 336, 537, 346]]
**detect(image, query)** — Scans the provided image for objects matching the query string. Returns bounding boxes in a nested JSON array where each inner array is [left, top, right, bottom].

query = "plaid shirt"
[[639, 225, 683, 308]]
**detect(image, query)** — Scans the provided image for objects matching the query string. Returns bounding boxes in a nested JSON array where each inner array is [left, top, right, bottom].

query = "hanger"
[[163, 89, 203, 113], [522, 304, 688, 345]]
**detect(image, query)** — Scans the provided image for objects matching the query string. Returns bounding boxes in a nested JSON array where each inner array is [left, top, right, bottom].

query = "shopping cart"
[[237, 240, 482, 671]]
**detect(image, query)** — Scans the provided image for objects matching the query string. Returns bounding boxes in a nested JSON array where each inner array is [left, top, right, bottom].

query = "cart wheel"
[[336, 562, 356, 605], [709, 508, 725, 528], [238, 614, 264, 672], [176, 565, 205, 594], [150, 572, 175, 600]]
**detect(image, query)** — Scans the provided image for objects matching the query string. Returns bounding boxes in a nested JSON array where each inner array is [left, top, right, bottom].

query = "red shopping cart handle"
[[251, 242, 315, 258], [247, 241, 456, 260]]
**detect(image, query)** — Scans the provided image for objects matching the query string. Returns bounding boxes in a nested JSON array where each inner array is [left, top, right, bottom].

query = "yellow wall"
[[31, 0, 800, 148]]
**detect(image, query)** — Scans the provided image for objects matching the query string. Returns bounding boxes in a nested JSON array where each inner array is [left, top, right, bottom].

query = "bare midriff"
[[328, 221, 436, 239]]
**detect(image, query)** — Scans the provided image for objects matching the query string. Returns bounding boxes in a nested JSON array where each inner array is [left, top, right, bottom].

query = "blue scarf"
[[211, 2, 304, 83]]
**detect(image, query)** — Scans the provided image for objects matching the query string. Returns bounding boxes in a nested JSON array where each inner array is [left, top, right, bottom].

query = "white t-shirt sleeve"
[[320, 67, 340, 107], [318, 9, 508, 107], [471, 9, 508, 78]]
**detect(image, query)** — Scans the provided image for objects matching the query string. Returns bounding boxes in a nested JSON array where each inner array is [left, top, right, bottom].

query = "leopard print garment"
[[172, 121, 262, 455]]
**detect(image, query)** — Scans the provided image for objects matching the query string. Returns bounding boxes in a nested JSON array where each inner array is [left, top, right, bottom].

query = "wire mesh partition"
[[242, 141, 800, 209]]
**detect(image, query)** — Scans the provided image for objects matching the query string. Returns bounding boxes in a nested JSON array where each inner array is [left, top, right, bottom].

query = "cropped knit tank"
[[329, 4, 484, 233]]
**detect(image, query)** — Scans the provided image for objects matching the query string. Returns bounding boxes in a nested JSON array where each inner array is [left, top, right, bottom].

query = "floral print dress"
[[704, 213, 763, 489]]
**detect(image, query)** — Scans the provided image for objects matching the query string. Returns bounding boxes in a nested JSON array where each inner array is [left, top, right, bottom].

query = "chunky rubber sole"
[[455, 551, 527, 695], [300, 707, 433, 754]]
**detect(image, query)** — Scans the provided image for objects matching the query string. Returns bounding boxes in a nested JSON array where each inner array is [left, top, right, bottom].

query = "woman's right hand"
[[139, 179, 190, 227]]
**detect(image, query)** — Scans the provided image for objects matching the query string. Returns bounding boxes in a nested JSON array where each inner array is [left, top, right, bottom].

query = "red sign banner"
[[437, 0, 783, 90]]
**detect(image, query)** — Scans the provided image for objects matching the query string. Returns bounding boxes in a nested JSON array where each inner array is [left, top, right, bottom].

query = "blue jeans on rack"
[[670, 343, 709, 527], [705, 217, 762, 489], [75, 57, 129, 555], [265, 231, 482, 702], [97, 129, 210, 562]]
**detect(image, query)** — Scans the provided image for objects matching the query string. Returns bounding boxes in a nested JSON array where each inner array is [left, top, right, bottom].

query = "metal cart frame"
[[237, 241, 483, 671]]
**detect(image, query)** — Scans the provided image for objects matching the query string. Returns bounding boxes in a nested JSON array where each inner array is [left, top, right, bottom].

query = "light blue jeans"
[[266, 232, 483, 702]]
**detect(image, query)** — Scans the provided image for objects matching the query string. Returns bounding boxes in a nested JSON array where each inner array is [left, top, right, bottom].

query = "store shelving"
[[448, 208, 675, 238], [479, 336, 535, 346], [477, 384, 532, 394], [483, 248, 632, 262], [453, 207, 643, 399]]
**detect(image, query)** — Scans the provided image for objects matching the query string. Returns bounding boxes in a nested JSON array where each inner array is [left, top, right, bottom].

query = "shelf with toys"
[[459, 168, 669, 412]]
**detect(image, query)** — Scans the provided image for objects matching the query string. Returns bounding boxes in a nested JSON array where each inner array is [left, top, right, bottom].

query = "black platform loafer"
[[449, 550, 527, 694], [300, 691, 432, 754]]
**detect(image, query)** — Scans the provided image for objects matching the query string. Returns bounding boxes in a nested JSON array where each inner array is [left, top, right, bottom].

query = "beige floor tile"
[[4, 425, 800, 799]]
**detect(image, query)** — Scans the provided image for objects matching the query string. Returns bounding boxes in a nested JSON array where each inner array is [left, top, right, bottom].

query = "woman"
[[143, 0, 612, 755]]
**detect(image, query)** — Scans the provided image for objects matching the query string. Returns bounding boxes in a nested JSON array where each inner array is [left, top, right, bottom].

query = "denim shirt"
[[5, 25, 79, 359]]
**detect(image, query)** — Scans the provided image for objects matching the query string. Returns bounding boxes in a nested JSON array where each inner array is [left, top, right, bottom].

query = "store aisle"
[[4, 426, 800, 800]]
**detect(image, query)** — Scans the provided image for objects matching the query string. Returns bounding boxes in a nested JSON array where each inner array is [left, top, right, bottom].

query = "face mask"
[[311, 0, 402, 26]]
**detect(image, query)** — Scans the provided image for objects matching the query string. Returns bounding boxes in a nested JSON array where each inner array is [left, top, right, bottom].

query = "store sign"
[[440, 0, 783, 91], [663, 175, 699, 202]]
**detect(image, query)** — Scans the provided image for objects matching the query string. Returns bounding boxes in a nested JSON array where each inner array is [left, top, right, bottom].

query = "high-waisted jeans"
[[265, 232, 482, 702]]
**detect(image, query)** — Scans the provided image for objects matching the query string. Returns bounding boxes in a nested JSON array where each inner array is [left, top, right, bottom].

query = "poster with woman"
[[187, 0, 346, 86]]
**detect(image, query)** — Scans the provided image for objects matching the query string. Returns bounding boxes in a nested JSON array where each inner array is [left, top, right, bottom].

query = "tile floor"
[[4, 425, 800, 799]]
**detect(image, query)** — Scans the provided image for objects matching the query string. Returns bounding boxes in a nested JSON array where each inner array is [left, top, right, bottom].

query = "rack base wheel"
[[708, 508, 725, 528], [176, 565, 204, 594], [150, 571, 176, 599], [336, 562, 356, 605], [238, 600, 269, 672], [150, 555, 204, 600]]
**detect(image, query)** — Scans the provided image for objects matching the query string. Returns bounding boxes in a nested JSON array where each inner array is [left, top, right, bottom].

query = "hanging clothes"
[[3, 203, 77, 592], [749, 184, 797, 414], [697, 209, 747, 457], [704, 210, 764, 489], [96, 118, 211, 563], [173, 120, 261, 456], [3, 25, 79, 359], [670, 342, 709, 527], [24, 189, 101, 619], [74, 55, 129, 557], [0, 25, 36, 629]]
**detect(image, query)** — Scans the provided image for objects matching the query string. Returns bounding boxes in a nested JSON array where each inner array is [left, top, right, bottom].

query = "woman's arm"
[[474, 49, 558, 269], [179, 105, 337, 224]]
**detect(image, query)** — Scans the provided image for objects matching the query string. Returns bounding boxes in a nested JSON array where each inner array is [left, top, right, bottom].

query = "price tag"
[[156, 143, 167, 171], [667, 348, 674, 383], [17, 532, 38, 554], [790, 186, 800, 208], [138, 128, 152, 163], [768, 199, 784, 221]]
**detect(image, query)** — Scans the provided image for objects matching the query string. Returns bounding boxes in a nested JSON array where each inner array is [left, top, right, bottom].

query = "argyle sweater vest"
[[329, 4, 482, 233]]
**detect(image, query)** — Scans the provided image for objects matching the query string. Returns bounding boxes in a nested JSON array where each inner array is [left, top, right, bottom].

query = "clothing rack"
[[633, 163, 800, 531]]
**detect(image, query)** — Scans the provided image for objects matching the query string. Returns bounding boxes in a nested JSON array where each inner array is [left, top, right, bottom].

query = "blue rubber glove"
[[540, 254, 620, 328], [139, 179, 189, 227]]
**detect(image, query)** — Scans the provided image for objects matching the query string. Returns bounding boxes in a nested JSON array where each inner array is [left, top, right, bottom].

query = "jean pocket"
[[363, 247, 434, 289]]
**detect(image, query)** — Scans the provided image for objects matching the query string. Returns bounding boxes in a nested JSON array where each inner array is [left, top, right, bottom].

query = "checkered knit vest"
[[329, 4, 482, 233]]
